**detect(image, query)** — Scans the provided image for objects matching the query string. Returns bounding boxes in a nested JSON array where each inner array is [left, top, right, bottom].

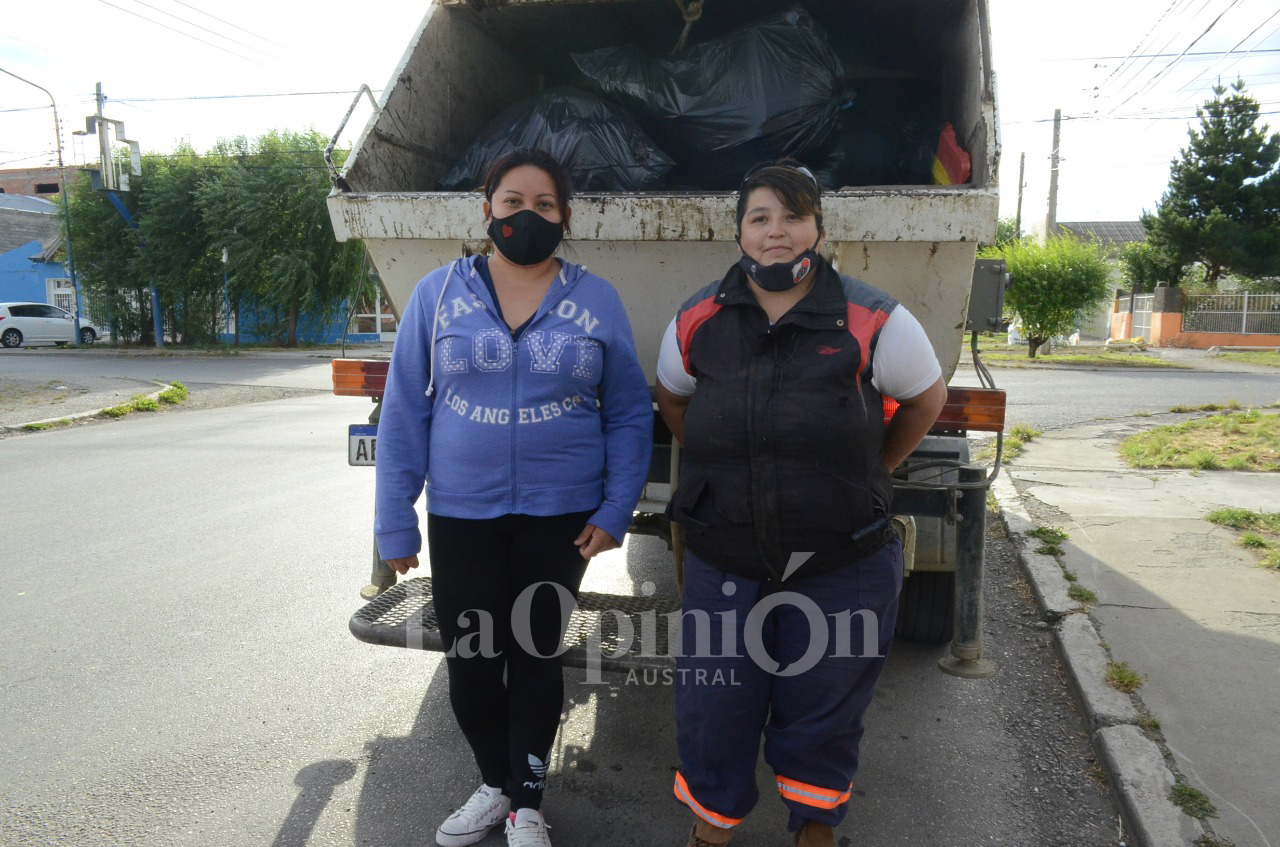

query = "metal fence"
[[1131, 293, 1153, 340], [1183, 292, 1280, 334]]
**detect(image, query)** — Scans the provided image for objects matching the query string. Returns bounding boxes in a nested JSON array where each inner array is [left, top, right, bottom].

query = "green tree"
[[995, 216, 1022, 247], [1117, 241, 1191, 293], [1141, 80, 1280, 287], [138, 144, 228, 344], [980, 235, 1112, 357], [197, 130, 365, 346], [64, 171, 151, 342]]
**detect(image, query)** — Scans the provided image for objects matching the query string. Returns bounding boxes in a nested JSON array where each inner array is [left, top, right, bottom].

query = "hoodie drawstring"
[[425, 259, 459, 398]]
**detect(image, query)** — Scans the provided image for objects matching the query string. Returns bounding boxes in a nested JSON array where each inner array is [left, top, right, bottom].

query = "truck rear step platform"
[[350, 577, 681, 672]]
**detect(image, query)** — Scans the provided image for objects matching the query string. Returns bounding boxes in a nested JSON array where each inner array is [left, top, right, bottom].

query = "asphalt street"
[[0, 349, 1127, 846], [4, 346, 1277, 845]]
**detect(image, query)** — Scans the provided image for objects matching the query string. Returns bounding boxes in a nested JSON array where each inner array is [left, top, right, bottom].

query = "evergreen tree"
[[1117, 241, 1191, 293], [1141, 80, 1280, 287]]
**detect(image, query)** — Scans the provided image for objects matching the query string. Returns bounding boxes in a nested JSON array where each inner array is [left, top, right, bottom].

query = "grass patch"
[[1068, 583, 1098, 604], [1171, 781, 1218, 820], [158, 380, 189, 405], [1207, 507, 1280, 532], [1216, 350, 1280, 368], [1194, 837, 1236, 847], [1062, 569, 1078, 582], [1207, 507, 1280, 570], [94, 382, 188, 421], [1121, 410, 1280, 471], [1239, 532, 1269, 548], [1137, 715, 1161, 732], [1105, 661, 1143, 693], [1133, 409, 1153, 417], [1028, 525, 1068, 555], [1003, 423, 1043, 461], [22, 419, 73, 431], [978, 347, 1187, 369], [1170, 400, 1243, 413]]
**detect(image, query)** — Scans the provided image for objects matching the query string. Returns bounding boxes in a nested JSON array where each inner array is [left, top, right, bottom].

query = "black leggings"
[[427, 510, 592, 810]]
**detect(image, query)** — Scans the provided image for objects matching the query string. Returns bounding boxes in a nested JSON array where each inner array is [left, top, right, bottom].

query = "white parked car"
[[0, 302, 99, 348]]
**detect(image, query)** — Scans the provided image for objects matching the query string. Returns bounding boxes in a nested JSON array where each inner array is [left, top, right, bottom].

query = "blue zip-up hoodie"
[[375, 255, 653, 561]]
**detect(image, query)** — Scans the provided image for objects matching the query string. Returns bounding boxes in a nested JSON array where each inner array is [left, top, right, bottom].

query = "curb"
[[990, 471, 1210, 847], [0, 380, 171, 434]]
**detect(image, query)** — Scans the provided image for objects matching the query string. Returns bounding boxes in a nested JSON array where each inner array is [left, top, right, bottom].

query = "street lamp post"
[[222, 247, 231, 343], [1, 66, 83, 347]]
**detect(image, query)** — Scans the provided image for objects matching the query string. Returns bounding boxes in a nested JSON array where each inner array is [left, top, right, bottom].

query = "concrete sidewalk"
[[993, 419, 1279, 847]]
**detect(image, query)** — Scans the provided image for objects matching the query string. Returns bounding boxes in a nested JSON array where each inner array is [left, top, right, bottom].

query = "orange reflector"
[[332, 359, 389, 397], [883, 386, 1006, 433]]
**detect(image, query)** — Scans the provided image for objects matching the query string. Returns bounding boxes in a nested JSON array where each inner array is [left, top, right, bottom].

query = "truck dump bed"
[[327, 0, 1000, 381]]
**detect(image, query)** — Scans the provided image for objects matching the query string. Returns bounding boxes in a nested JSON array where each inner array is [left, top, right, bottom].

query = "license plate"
[[348, 424, 377, 466]]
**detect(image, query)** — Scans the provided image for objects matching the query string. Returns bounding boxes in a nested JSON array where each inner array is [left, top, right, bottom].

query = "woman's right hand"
[[385, 555, 420, 575]]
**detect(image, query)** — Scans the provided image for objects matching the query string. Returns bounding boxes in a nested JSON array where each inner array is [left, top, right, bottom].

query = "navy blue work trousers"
[[673, 542, 903, 833]]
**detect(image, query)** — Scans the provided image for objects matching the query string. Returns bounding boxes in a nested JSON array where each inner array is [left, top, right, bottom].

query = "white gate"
[[1131, 293, 1153, 340]]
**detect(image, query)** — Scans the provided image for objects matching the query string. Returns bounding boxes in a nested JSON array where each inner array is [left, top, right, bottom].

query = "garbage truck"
[[326, 0, 1007, 678]]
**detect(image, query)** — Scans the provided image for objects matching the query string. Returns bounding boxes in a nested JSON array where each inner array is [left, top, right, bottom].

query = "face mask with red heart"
[[487, 209, 564, 266]]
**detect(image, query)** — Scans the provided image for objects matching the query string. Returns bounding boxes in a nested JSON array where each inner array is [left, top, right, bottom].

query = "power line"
[[111, 89, 382, 103], [117, 0, 274, 60], [1105, 0, 1249, 116], [94, 0, 281, 73], [1093, 0, 1193, 95], [1099, 0, 1218, 107], [1053, 47, 1280, 61], [1180, 14, 1280, 94], [0, 153, 57, 167], [3, 88, 381, 114], [1003, 106, 1280, 126], [164, 0, 307, 59], [1095, 0, 1212, 103]]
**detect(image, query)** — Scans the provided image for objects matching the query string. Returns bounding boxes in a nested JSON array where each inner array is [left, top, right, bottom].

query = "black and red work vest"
[[670, 259, 898, 581]]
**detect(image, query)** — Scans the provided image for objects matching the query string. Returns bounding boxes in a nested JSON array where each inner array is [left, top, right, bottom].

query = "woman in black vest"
[[656, 161, 947, 847]]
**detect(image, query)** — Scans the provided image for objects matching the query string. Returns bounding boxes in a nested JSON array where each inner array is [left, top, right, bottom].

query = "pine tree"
[[1141, 80, 1280, 287]]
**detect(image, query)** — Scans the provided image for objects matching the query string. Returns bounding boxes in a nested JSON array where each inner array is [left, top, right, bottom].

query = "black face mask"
[[737, 238, 822, 292], [488, 209, 564, 266]]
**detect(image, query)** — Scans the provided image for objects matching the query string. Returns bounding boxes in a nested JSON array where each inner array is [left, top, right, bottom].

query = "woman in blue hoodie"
[[375, 149, 653, 847]]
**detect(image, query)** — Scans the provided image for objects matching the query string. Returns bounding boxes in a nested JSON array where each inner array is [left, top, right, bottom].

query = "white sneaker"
[[436, 784, 510, 847], [504, 808, 552, 847]]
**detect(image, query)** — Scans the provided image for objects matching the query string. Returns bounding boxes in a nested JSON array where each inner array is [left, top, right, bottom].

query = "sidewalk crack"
[[1096, 602, 1168, 611]]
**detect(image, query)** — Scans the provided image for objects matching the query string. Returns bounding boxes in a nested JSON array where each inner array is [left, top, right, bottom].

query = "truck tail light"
[[883, 387, 1006, 434], [332, 359, 389, 398]]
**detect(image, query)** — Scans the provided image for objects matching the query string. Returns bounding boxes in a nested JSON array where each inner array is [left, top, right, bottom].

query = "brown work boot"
[[686, 819, 734, 846], [793, 820, 835, 847]]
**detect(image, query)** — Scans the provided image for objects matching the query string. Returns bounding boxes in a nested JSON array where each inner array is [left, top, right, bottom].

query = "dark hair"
[[482, 148, 573, 233], [735, 157, 823, 234]]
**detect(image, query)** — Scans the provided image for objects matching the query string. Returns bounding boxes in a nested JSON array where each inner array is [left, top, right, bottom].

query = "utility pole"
[[78, 83, 162, 347], [0, 66, 83, 347], [1014, 152, 1026, 238], [1045, 109, 1062, 238], [95, 84, 112, 188]]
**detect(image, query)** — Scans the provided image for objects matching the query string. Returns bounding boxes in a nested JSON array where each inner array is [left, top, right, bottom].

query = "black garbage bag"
[[572, 7, 849, 189], [810, 79, 941, 188], [440, 87, 675, 192]]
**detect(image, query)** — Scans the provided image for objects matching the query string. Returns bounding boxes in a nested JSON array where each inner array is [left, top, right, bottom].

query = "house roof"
[[31, 232, 63, 263], [1057, 221, 1146, 249], [0, 193, 58, 214]]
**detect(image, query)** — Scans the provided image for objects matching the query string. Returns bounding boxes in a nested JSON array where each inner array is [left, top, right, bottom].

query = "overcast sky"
[[3, 0, 1278, 227]]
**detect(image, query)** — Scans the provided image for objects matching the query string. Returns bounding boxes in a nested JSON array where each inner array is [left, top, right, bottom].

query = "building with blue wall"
[[0, 194, 74, 310]]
